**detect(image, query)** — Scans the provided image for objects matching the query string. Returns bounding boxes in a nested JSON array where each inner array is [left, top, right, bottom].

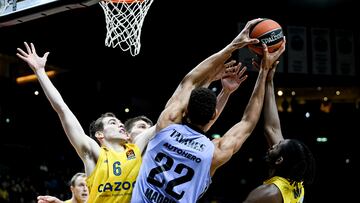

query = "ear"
[[95, 131, 104, 141], [211, 109, 218, 120], [275, 156, 283, 165], [125, 132, 130, 141]]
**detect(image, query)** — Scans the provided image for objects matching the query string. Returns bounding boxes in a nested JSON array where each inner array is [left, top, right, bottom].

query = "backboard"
[[0, 0, 100, 27]]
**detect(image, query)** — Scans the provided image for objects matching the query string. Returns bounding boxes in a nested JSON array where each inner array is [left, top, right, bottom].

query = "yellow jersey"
[[86, 144, 142, 203], [264, 176, 304, 203], [63, 200, 71, 203]]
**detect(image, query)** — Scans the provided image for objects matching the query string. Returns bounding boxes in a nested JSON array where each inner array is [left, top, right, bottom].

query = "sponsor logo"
[[126, 149, 136, 160]]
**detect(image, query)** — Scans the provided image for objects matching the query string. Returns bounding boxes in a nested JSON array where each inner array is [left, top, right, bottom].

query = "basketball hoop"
[[99, 0, 154, 56]]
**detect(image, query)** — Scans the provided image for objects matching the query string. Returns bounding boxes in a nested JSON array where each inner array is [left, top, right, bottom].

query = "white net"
[[99, 0, 154, 56]]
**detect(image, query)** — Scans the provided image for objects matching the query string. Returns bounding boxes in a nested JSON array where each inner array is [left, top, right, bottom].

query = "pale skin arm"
[[37, 195, 64, 203], [134, 125, 156, 155], [211, 39, 286, 176], [157, 18, 264, 133], [16, 42, 99, 175]]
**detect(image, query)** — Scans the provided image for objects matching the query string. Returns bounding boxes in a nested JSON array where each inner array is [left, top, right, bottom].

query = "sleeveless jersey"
[[264, 176, 305, 203], [131, 124, 215, 203], [86, 143, 142, 203]]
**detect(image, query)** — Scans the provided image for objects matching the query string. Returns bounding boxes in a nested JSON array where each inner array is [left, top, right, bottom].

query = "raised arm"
[[263, 63, 284, 146], [134, 125, 156, 155], [211, 40, 286, 175], [204, 61, 248, 131], [157, 18, 263, 131], [16, 42, 99, 165]]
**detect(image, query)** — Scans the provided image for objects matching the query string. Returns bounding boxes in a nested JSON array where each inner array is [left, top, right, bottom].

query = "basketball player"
[[131, 18, 286, 203], [16, 38, 247, 202], [125, 115, 153, 144], [37, 172, 88, 203], [35, 115, 154, 203], [242, 60, 315, 203]]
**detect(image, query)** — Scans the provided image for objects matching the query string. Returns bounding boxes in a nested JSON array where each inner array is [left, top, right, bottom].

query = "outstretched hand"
[[231, 18, 263, 49], [37, 195, 63, 203], [16, 42, 50, 72], [221, 62, 247, 94], [252, 36, 286, 77]]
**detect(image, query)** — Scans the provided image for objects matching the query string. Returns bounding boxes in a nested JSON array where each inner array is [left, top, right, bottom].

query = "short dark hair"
[[187, 87, 217, 126], [275, 139, 316, 184], [124, 115, 153, 132], [89, 112, 116, 140]]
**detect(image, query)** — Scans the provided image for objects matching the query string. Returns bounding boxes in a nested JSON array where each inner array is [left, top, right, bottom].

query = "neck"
[[102, 141, 127, 152], [184, 119, 205, 134]]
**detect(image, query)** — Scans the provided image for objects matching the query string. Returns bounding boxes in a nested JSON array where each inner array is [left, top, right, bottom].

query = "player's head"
[[124, 115, 153, 142], [69, 172, 88, 203], [265, 139, 316, 184], [186, 87, 217, 127], [89, 112, 129, 145]]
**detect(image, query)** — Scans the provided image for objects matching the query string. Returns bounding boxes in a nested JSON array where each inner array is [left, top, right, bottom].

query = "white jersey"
[[131, 124, 215, 203]]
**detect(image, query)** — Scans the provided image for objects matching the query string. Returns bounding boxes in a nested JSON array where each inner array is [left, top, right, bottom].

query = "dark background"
[[0, 0, 359, 202]]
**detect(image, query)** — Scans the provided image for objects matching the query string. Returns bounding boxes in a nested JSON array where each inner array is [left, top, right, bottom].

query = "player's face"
[[128, 120, 152, 142], [102, 116, 129, 142], [265, 140, 287, 166], [72, 176, 88, 203]]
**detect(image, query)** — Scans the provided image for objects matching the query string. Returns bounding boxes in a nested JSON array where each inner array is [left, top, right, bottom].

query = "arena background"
[[0, 0, 359, 202]]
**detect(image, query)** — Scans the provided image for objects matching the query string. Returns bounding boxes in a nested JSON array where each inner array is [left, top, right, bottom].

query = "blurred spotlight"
[[34, 90, 39, 95], [124, 108, 130, 113], [320, 99, 332, 113], [305, 112, 310, 118], [212, 134, 221, 139], [316, 137, 328, 142]]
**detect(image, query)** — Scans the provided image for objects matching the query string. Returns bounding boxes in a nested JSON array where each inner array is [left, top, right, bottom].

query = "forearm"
[[264, 80, 283, 145], [241, 69, 268, 124], [204, 88, 231, 131], [134, 126, 156, 155], [35, 69, 66, 113], [216, 88, 231, 116], [185, 43, 239, 87]]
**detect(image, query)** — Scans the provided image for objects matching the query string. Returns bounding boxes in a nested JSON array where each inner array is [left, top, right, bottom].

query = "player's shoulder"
[[244, 183, 282, 203], [126, 142, 138, 149]]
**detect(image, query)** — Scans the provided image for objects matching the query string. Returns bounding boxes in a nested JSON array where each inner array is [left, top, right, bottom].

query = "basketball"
[[248, 19, 284, 55]]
